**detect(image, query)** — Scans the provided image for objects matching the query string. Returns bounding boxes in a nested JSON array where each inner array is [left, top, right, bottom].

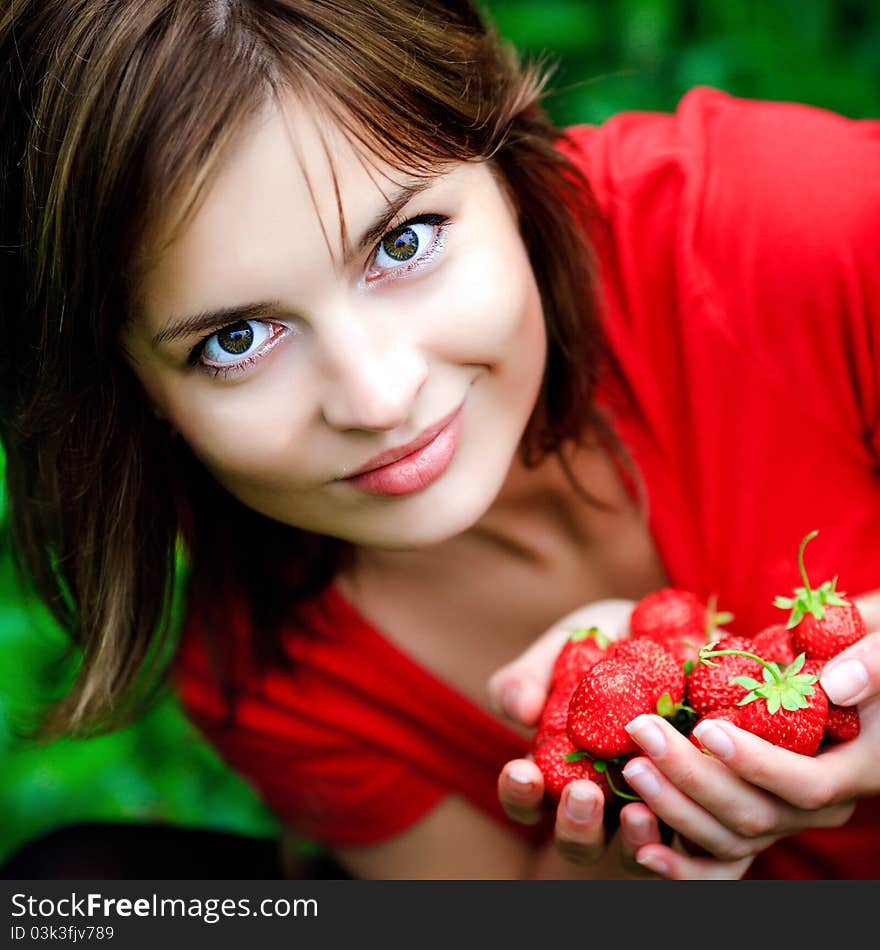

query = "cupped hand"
[[617, 626, 880, 864], [490, 598, 753, 878], [487, 599, 636, 725], [497, 756, 752, 879], [618, 711, 858, 864], [496, 756, 657, 875]]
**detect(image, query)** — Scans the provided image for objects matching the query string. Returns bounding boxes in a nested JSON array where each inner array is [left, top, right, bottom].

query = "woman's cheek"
[[427, 238, 541, 363], [169, 390, 301, 479]]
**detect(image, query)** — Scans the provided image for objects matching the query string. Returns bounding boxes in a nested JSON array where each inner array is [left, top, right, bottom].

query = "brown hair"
[[0, 0, 613, 741]]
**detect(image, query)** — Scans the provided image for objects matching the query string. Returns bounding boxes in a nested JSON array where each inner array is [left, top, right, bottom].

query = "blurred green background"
[[2, 0, 879, 870]]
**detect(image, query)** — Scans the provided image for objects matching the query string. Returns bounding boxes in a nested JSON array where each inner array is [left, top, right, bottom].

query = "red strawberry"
[[751, 624, 796, 666], [534, 734, 614, 803], [550, 626, 610, 697], [791, 604, 866, 661], [773, 531, 867, 660], [608, 637, 686, 706], [825, 703, 861, 742], [732, 652, 829, 756], [567, 659, 655, 759], [533, 687, 573, 748], [800, 658, 861, 743], [686, 635, 763, 716], [629, 588, 734, 667], [689, 707, 743, 752]]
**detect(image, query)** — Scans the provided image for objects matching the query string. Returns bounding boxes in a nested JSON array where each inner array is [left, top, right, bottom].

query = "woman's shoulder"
[[556, 85, 880, 335], [562, 85, 878, 175]]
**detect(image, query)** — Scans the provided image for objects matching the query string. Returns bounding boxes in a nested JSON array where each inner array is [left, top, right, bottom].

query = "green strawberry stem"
[[797, 531, 819, 594], [705, 593, 735, 634], [564, 752, 644, 802], [772, 530, 848, 629], [698, 647, 784, 682], [592, 760, 643, 802]]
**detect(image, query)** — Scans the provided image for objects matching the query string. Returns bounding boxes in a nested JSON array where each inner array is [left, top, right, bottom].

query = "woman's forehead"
[[131, 92, 461, 341], [162, 94, 428, 258]]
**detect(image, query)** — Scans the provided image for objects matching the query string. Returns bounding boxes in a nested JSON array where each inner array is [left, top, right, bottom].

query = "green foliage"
[[2, 0, 879, 868], [485, 0, 880, 124], [0, 446, 281, 864]]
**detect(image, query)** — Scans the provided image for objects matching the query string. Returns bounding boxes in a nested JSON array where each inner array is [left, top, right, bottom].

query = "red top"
[[173, 87, 880, 879]]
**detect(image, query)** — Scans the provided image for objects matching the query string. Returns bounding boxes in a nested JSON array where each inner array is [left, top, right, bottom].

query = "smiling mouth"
[[342, 402, 464, 478]]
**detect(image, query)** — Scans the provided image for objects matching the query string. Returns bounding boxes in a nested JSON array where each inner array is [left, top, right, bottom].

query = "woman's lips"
[[341, 405, 464, 496]]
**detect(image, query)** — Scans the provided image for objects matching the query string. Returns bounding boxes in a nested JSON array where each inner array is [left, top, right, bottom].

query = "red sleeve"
[[562, 87, 880, 631], [174, 660, 448, 849], [171, 586, 538, 852], [686, 88, 880, 456], [568, 86, 880, 452]]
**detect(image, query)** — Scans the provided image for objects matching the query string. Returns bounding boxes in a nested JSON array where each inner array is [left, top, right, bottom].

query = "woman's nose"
[[318, 325, 429, 432]]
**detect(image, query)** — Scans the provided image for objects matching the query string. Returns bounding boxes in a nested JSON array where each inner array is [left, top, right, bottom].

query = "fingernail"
[[625, 813, 653, 845], [507, 764, 534, 790], [625, 714, 667, 757], [821, 660, 869, 705], [565, 784, 598, 822], [621, 761, 661, 799], [637, 852, 668, 875], [691, 720, 735, 760]]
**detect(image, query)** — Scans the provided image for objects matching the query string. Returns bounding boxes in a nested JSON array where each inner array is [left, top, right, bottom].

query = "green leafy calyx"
[[705, 593, 735, 636], [699, 645, 818, 714], [569, 626, 611, 649], [564, 750, 591, 762], [773, 530, 848, 629]]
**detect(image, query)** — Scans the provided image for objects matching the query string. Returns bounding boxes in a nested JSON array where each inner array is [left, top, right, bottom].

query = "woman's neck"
[[345, 435, 641, 584]]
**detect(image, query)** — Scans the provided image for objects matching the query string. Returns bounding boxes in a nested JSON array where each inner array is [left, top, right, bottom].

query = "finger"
[[687, 716, 860, 813], [635, 842, 755, 880], [820, 630, 880, 707], [488, 600, 634, 724], [627, 713, 856, 829], [553, 780, 608, 865], [497, 758, 546, 825], [617, 802, 664, 876], [620, 755, 779, 860], [852, 589, 880, 632]]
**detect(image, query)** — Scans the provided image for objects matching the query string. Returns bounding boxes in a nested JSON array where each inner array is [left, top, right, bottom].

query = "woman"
[[1, 0, 878, 879]]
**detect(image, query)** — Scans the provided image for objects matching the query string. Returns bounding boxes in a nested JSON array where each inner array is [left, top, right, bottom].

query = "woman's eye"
[[367, 214, 448, 282], [191, 319, 288, 378]]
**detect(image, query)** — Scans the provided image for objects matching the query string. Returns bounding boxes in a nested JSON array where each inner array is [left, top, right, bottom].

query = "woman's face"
[[122, 95, 547, 550]]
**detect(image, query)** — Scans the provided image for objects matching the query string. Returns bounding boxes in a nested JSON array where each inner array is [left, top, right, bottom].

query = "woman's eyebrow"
[[151, 300, 282, 349], [352, 177, 434, 257], [150, 178, 436, 350]]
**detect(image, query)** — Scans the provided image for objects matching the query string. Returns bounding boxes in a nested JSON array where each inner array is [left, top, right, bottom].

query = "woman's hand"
[[620, 626, 880, 867], [497, 758, 754, 879], [489, 598, 751, 878], [489, 592, 880, 878], [488, 599, 635, 726]]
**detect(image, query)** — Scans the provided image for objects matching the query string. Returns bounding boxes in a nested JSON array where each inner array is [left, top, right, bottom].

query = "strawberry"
[[686, 635, 763, 716], [800, 658, 861, 743], [533, 687, 573, 748], [751, 624, 796, 666], [629, 588, 734, 667], [705, 648, 830, 756], [825, 703, 861, 742], [567, 659, 655, 758], [533, 734, 614, 803], [689, 707, 743, 752], [607, 637, 687, 706], [550, 626, 610, 697], [773, 531, 867, 660]]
